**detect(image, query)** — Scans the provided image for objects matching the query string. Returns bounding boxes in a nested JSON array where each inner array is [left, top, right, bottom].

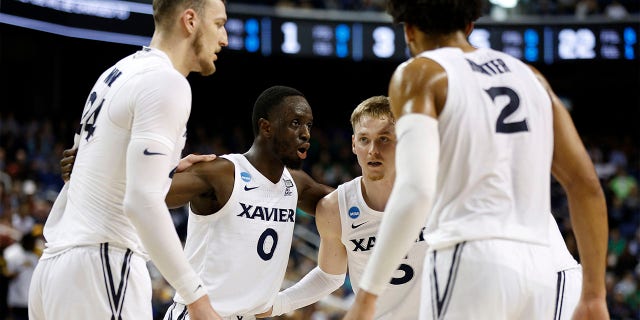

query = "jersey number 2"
[[484, 87, 528, 134]]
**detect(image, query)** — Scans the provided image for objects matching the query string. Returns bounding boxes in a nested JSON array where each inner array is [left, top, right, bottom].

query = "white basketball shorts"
[[28, 243, 152, 320], [163, 301, 257, 320], [554, 265, 582, 320], [421, 239, 556, 320]]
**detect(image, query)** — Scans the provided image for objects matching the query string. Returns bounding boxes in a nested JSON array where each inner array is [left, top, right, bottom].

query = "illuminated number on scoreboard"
[[312, 24, 334, 56], [281, 21, 301, 54], [372, 26, 395, 58], [335, 24, 350, 58], [624, 27, 637, 60], [523, 29, 539, 62], [226, 18, 245, 50], [501, 30, 524, 60], [469, 28, 491, 49], [558, 28, 596, 59], [245, 18, 260, 52]]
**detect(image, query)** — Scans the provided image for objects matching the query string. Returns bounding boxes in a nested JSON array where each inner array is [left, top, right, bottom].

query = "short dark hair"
[[386, 0, 484, 35], [153, 0, 225, 30], [252, 86, 305, 137]]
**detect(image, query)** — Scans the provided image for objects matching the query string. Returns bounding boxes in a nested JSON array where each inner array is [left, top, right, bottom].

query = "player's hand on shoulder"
[[186, 295, 223, 320], [176, 153, 217, 173], [60, 147, 77, 182]]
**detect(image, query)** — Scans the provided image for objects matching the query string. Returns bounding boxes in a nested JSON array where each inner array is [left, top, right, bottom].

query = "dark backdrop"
[[1, 23, 638, 144]]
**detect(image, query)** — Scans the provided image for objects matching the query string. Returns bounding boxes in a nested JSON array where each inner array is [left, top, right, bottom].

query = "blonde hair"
[[350, 95, 394, 131]]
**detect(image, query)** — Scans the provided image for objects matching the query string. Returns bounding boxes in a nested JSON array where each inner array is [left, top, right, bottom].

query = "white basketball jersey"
[[42, 47, 189, 258], [174, 154, 298, 316], [339, 177, 427, 319], [548, 213, 579, 271], [420, 48, 554, 250]]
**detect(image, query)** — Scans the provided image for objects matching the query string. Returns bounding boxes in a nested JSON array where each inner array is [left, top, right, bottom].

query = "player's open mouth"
[[297, 148, 307, 159], [368, 161, 382, 167], [297, 144, 310, 159]]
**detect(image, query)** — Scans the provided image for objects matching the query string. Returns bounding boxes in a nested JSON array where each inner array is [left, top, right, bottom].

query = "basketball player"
[[58, 94, 586, 320], [28, 1, 228, 319], [344, 1, 609, 319], [260, 97, 584, 320], [259, 96, 425, 319], [160, 85, 334, 319]]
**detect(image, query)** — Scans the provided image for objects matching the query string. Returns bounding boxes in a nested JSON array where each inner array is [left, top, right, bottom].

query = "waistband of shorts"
[[172, 301, 256, 320], [42, 242, 146, 260]]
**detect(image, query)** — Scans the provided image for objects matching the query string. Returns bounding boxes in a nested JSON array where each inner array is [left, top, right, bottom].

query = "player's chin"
[[197, 59, 216, 76], [283, 157, 303, 170]]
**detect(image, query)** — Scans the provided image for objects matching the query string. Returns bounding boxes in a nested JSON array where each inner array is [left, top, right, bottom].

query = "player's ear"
[[258, 118, 272, 137], [351, 135, 357, 155], [465, 22, 475, 37], [180, 8, 198, 35]]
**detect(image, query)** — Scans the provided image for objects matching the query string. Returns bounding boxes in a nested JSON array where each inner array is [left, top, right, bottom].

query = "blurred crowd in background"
[[0, 110, 638, 319], [0, 1, 639, 319]]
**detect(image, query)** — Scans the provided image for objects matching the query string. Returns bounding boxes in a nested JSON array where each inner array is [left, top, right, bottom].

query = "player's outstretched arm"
[[259, 190, 347, 318], [531, 66, 609, 320], [289, 168, 334, 216], [165, 158, 220, 208]]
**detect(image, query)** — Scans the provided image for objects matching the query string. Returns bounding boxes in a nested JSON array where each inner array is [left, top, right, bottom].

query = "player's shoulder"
[[316, 189, 340, 224], [394, 54, 447, 86], [196, 155, 233, 170]]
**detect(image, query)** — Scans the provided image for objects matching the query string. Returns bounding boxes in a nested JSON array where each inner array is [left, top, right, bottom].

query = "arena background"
[[1, 23, 638, 142], [1, 1, 639, 319]]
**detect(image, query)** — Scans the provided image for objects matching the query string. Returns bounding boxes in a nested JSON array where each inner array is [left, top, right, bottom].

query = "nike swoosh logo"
[[244, 185, 259, 191], [143, 148, 165, 156], [194, 284, 202, 292], [351, 221, 367, 229]]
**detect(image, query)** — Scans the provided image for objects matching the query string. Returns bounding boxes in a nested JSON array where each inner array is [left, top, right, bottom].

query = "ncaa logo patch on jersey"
[[348, 206, 360, 219], [240, 171, 252, 182], [283, 178, 294, 196]]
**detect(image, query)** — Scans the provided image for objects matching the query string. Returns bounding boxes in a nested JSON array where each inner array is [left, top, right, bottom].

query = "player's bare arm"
[[315, 191, 349, 275], [388, 57, 447, 120], [166, 158, 235, 213], [531, 66, 609, 319], [289, 168, 334, 215], [257, 188, 346, 318]]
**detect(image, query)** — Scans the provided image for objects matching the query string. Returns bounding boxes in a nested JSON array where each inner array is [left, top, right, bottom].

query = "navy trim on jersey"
[[100, 243, 133, 320], [554, 270, 567, 320], [429, 242, 465, 320], [166, 302, 188, 320]]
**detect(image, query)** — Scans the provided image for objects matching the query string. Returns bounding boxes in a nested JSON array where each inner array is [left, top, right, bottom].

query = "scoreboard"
[[0, 0, 638, 64], [225, 14, 638, 64], [224, 16, 410, 61], [469, 23, 638, 63]]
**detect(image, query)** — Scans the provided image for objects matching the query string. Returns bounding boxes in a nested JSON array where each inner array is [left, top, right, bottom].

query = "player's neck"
[[149, 32, 191, 77], [360, 176, 393, 212]]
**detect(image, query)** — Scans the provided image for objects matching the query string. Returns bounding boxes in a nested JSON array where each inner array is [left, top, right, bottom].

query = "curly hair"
[[386, 0, 484, 34]]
